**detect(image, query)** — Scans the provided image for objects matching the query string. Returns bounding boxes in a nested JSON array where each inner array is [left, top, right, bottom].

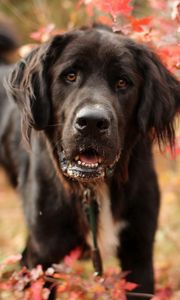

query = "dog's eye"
[[115, 78, 129, 90], [64, 72, 78, 83]]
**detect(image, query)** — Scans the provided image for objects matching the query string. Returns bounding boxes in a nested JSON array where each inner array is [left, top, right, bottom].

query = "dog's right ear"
[[7, 33, 73, 142]]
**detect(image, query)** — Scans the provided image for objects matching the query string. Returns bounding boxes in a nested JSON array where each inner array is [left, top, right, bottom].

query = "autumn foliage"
[[0, 253, 173, 300]]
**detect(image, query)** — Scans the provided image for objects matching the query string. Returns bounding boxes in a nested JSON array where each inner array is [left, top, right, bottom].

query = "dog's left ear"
[[135, 44, 180, 146]]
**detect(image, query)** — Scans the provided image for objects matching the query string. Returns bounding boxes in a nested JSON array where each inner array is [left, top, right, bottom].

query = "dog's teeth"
[[68, 170, 73, 176], [95, 163, 98, 167], [78, 160, 82, 165], [75, 156, 79, 161], [82, 162, 86, 166]]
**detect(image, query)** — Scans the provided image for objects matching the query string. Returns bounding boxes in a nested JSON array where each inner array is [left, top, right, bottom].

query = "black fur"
[[1, 25, 180, 300]]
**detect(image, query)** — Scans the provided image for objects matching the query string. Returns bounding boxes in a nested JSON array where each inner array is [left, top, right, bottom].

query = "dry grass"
[[154, 151, 180, 299], [0, 169, 25, 260]]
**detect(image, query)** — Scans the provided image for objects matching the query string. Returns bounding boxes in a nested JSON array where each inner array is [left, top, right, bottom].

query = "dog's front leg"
[[118, 224, 155, 300]]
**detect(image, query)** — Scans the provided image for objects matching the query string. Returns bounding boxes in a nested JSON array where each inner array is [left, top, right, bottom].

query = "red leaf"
[[150, 0, 167, 10], [124, 281, 138, 291], [64, 247, 82, 267], [166, 136, 180, 159], [117, 279, 138, 291], [69, 291, 83, 300], [155, 45, 180, 73], [152, 287, 172, 300], [30, 265, 43, 281], [30, 279, 44, 300], [0, 254, 22, 273], [1, 254, 22, 265], [131, 16, 152, 32], [95, 0, 133, 18], [57, 281, 68, 293], [79, 0, 132, 19], [112, 288, 126, 300], [30, 24, 55, 42]]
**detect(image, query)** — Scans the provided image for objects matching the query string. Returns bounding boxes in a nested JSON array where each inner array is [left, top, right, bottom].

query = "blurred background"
[[0, 0, 179, 299], [0, 0, 154, 42]]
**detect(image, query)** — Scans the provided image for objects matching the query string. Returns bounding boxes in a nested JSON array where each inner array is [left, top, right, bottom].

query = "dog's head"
[[8, 26, 180, 183]]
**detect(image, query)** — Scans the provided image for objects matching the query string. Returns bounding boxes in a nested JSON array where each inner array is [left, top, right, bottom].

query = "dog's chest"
[[85, 183, 123, 258]]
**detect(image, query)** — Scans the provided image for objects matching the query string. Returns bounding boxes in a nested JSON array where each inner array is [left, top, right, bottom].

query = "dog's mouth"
[[59, 148, 119, 182]]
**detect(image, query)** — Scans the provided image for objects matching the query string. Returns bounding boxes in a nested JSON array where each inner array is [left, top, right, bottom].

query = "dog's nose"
[[74, 106, 110, 134]]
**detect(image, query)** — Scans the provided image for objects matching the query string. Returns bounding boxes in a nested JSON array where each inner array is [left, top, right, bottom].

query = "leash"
[[82, 187, 103, 276]]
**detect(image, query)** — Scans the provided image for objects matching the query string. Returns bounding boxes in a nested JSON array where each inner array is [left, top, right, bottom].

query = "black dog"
[[1, 25, 180, 299]]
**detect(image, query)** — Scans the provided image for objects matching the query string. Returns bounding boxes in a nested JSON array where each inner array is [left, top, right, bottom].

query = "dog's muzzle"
[[59, 105, 120, 182]]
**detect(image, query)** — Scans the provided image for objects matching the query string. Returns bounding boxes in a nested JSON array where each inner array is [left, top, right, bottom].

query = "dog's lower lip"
[[59, 149, 119, 182], [59, 150, 106, 181], [70, 157, 104, 179], [67, 165, 105, 180]]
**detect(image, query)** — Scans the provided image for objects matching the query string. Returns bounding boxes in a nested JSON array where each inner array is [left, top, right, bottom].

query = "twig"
[[126, 292, 154, 298]]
